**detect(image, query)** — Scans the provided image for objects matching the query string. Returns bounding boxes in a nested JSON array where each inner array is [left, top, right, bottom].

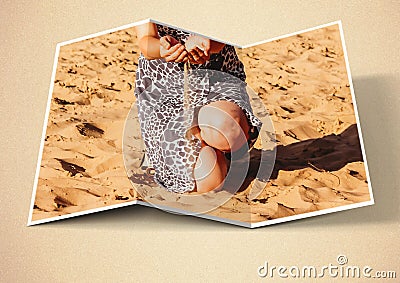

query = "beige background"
[[1, 1, 399, 282]]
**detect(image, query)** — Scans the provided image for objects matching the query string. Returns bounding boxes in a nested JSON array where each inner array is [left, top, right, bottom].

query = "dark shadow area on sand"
[[236, 124, 363, 192]]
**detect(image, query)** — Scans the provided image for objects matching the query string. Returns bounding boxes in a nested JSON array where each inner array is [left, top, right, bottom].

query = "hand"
[[159, 35, 188, 62], [185, 35, 211, 64]]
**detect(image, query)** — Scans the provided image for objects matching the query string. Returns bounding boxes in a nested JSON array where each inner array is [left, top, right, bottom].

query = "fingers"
[[189, 47, 200, 60], [199, 41, 210, 56], [185, 35, 211, 57], [189, 56, 206, 65], [160, 35, 179, 50], [165, 45, 187, 62], [196, 47, 210, 61], [159, 36, 171, 50], [162, 43, 182, 58], [188, 53, 205, 64], [167, 35, 179, 46], [202, 48, 208, 57], [188, 47, 209, 64], [175, 49, 188, 62]]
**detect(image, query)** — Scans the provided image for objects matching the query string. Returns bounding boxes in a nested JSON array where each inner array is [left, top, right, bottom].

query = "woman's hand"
[[135, 23, 225, 63], [135, 23, 187, 62], [159, 35, 188, 63], [185, 35, 211, 64]]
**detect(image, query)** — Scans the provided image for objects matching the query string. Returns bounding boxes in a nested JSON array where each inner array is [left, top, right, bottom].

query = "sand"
[[32, 28, 139, 220], [209, 24, 371, 223], [30, 23, 371, 224]]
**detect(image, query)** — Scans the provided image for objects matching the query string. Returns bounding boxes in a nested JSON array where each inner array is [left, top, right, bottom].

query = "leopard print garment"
[[134, 24, 261, 193]]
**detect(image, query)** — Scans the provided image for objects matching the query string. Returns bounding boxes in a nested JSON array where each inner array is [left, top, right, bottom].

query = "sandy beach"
[[210, 24, 371, 222], [32, 28, 139, 220], [30, 23, 370, 224]]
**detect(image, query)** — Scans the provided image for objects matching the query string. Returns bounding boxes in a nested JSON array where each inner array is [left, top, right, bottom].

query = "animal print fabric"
[[134, 24, 261, 193]]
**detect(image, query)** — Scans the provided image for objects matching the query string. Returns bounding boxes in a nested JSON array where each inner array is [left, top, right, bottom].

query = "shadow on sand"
[[237, 124, 363, 191]]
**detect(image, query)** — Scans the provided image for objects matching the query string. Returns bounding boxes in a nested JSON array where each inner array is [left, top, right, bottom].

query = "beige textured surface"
[[1, 1, 399, 282]]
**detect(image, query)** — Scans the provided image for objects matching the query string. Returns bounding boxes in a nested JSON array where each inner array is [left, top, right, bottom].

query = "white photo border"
[[28, 19, 374, 228]]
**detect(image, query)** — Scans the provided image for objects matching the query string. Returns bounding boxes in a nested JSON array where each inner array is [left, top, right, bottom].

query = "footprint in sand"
[[76, 123, 104, 138], [55, 158, 90, 177], [299, 185, 320, 203]]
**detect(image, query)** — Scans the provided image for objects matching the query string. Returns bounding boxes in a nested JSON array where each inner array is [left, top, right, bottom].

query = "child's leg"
[[197, 101, 250, 152], [193, 145, 227, 193]]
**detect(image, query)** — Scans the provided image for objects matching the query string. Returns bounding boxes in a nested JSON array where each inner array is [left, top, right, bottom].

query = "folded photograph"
[[28, 19, 373, 227]]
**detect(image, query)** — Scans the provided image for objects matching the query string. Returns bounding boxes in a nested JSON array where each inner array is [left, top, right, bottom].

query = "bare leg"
[[193, 145, 227, 193], [197, 101, 250, 152]]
